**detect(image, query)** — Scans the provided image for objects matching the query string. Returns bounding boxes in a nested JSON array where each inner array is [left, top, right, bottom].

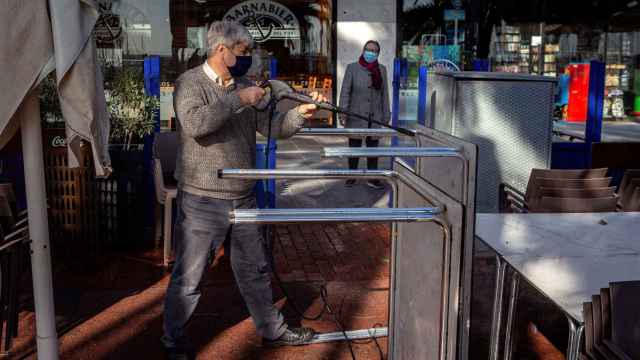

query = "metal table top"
[[475, 212, 640, 321]]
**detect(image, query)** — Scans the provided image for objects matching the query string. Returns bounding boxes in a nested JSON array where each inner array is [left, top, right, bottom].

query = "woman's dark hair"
[[363, 40, 380, 52]]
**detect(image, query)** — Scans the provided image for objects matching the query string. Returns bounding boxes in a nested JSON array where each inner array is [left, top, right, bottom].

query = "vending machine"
[[567, 62, 590, 122]]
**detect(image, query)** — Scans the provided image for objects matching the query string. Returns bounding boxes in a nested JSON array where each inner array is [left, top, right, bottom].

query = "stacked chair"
[[616, 170, 640, 211], [500, 168, 618, 213], [582, 281, 640, 360], [152, 132, 179, 267], [0, 183, 29, 353]]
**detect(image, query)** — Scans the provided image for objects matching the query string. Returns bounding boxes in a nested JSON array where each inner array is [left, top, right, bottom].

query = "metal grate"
[[95, 149, 147, 249], [44, 145, 99, 257], [428, 72, 555, 212], [44, 143, 148, 257]]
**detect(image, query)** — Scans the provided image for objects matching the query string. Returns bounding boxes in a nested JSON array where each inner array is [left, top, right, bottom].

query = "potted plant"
[[39, 74, 64, 128], [106, 66, 159, 150]]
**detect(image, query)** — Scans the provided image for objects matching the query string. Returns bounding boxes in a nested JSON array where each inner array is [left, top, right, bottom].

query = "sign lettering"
[[52, 136, 67, 148], [223, 0, 301, 43]]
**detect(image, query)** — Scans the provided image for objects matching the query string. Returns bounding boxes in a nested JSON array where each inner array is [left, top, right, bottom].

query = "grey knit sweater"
[[173, 66, 305, 199]]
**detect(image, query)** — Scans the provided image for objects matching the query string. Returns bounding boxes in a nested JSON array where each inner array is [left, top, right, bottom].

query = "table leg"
[[490, 255, 508, 360], [504, 272, 520, 360], [566, 315, 584, 360]]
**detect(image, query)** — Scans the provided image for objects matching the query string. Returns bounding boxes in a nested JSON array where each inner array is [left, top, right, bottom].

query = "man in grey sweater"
[[162, 21, 325, 359]]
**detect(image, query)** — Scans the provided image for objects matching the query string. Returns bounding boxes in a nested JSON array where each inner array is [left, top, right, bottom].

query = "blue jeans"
[[162, 190, 286, 348]]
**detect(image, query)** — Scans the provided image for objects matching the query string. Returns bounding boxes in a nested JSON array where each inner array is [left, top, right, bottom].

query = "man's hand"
[[295, 92, 327, 119], [237, 86, 266, 106]]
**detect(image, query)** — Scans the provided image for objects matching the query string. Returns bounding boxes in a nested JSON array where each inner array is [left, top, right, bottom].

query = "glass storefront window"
[[487, 22, 640, 121], [94, 0, 335, 131], [398, 0, 467, 124]]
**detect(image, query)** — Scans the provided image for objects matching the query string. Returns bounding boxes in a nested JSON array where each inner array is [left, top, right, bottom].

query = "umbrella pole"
[[20, 91, 60, 359]]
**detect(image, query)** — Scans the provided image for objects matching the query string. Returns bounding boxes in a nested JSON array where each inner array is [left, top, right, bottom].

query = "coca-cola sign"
[[51, 136, 67, 148]]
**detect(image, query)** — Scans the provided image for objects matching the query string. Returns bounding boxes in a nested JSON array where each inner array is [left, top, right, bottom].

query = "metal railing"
[[224, 170, 453, 358], [219, 168, 445, 210], [321, 146, 460, 159], [231, 207, 439, 224], [251, 126, 477, 359], [220, 145, 459, 358]]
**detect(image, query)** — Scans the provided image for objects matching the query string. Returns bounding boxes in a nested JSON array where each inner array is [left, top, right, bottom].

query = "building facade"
[[91, 0, 640, 129]]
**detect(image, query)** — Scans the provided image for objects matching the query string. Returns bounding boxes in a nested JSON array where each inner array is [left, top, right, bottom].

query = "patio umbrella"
[[0, 1, 111, 358]]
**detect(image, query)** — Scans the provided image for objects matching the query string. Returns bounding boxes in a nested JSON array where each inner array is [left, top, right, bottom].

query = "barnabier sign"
[[223, 0, 301, 43]]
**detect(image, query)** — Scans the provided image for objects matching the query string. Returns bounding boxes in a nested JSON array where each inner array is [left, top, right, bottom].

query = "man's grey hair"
[[207, 21, 254, 56]]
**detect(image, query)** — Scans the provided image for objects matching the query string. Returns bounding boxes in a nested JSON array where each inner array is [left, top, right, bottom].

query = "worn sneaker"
[[345, 179, 356, 187], [263, 327, 316, 347], [366, 180, 385, 190]]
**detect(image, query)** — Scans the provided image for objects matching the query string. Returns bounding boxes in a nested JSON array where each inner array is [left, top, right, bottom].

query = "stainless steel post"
[[566, 316, 584, 360], [504, 273, 520, 360], [490, 255, 507, 360]]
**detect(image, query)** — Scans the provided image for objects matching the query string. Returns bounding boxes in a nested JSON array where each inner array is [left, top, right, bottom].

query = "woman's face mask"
[[363, 50, 379, 64]]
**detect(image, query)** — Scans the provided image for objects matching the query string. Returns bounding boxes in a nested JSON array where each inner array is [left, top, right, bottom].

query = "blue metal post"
[[267, 58, 278, 208], [551, 60, 605, 170], [143, 56, 161, 243], [585, 60, 605, 167], [473, 59, 490, 71], [270, 58, 278, 80], [255, 57, 279, 209], [391, 58, 401, 147], [417, 65, 428, 126]]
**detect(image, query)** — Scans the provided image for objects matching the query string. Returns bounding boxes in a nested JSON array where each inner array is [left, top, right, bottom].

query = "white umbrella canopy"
[[0, 0, 53, 148], [1, 0, 111, 175], [49, 0, 112, 177], [0, 0, 112, 358]]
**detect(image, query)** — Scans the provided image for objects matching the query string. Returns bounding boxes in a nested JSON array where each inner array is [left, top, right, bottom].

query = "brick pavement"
[[9, 222, 392, 359], [272, 223, 391, 283]]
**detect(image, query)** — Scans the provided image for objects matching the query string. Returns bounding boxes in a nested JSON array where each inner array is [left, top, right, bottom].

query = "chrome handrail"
[[231, 207, 438, 224], [321, 147, 460, 159], [218, 168, 444, 210]]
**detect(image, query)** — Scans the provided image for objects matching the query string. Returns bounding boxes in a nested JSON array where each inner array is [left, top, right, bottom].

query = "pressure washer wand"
[[260, 80, 415, 137]]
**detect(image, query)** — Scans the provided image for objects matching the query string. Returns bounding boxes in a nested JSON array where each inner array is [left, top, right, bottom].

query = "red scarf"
[[358, 55, 382, 90]]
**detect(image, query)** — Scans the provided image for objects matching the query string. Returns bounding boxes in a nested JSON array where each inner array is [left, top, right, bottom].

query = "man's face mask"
[[228, 55, 253, 77], [225, 46, 253, 77], [363, 50, 379, 63]]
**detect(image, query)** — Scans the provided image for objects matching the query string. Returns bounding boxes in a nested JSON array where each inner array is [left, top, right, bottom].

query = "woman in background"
[[339, 40, 390, 189]]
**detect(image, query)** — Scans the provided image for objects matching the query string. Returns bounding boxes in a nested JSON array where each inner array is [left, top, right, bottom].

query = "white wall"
[[337, 0, 396, 110], [116, 0, 172, 56]]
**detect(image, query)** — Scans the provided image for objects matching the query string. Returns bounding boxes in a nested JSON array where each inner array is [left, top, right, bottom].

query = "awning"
[[0, 0, 111, 177]]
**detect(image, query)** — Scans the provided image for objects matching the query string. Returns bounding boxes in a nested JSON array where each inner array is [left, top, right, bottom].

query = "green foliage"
[[107, 66, 159, 148], [39, 74, 64, 127]]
